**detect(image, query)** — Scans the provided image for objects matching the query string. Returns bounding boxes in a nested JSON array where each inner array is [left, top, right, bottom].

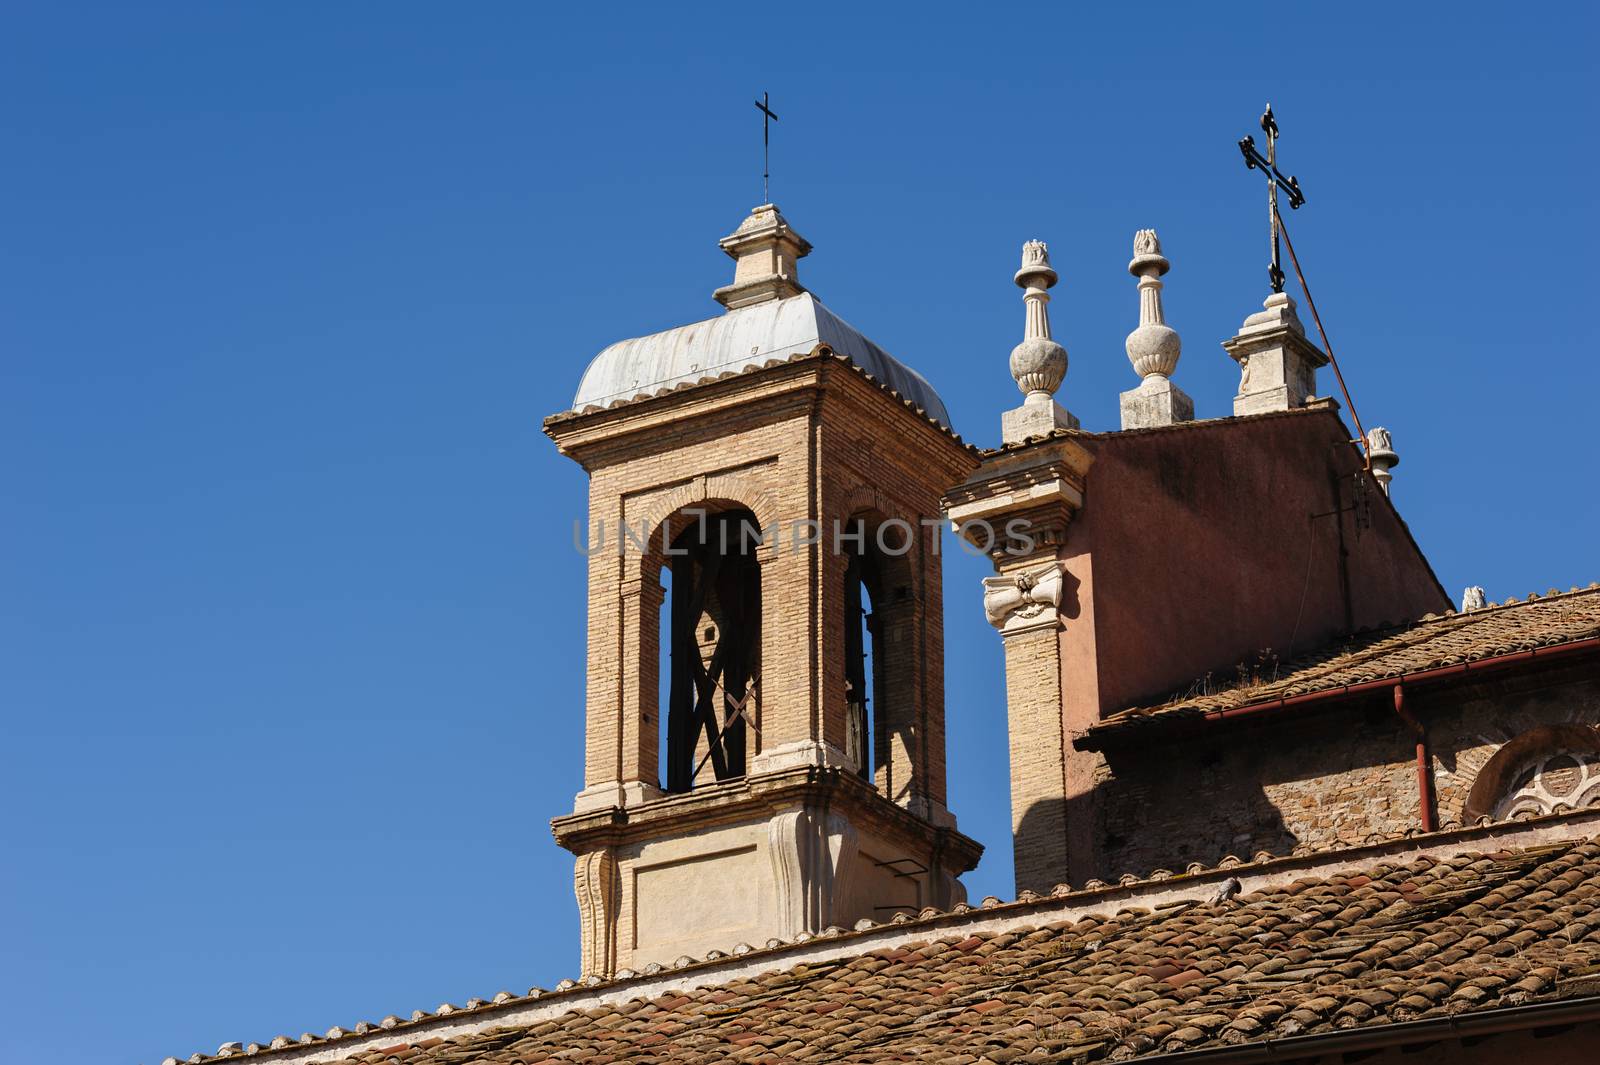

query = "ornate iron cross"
[[755, 92, 778, 203], [1238, 104, 1306, 293]]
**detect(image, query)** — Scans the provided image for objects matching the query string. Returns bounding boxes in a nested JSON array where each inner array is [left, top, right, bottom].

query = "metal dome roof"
[[571, 292, 951, 430]]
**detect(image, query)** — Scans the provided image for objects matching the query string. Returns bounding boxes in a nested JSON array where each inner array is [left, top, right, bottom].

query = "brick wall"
[[1086, 666, 1600, 883]]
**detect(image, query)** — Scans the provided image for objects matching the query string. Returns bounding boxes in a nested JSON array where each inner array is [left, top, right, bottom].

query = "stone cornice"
[[550, 765, 984, 872]]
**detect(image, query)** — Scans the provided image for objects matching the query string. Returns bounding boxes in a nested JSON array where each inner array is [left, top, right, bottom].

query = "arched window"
[[841, 513, 914, 787], [843, 545, 880, 781], [662, 509, 762, 793], [1463, 724, 1600, 821], [1490, 751, 1600, 818]]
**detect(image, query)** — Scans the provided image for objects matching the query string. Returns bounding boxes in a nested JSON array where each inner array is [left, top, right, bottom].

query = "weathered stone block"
[[1119, 376, 1194, 430], [1002, 395, 1079, 445]]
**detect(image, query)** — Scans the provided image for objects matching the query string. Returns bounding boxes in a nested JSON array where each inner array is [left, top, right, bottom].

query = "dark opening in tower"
[[843, 535, 886, 782], [663, 509, 761, 793]]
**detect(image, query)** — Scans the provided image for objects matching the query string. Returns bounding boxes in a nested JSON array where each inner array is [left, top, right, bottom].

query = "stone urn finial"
[[1118, 229, 1193, 429], [1009, 240, 1067, 400], [1366, 426, 1399, 495], [1125, 229, 1179, 381], [999, 239, 1078, 444]]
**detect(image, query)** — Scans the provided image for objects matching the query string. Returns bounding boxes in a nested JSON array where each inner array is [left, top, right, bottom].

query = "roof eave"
[[1079, 635, 1600, 751], [1124, 993, 1600, 1064]]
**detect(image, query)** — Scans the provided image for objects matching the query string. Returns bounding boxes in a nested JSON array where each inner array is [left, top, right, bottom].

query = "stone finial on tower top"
[[712, 203, 812, 311], [1002, 240, 1078, 445], [1120, 229, 1193, 430]]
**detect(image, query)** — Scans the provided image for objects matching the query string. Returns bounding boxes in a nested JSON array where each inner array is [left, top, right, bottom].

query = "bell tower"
[[545, 205, 982, 978]]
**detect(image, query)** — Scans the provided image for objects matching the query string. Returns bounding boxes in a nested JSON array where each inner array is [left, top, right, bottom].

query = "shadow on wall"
[[1086, 771, 1296, 884], [1010, 775, 1297, 890], [1074, 707, 1429, 882]]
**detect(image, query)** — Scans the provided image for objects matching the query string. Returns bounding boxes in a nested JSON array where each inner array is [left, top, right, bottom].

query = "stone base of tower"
[[552, 766, 982, 979]]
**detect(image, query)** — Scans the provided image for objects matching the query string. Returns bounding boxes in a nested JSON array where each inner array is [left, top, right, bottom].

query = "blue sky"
[[3, 4, 1596, 1063]]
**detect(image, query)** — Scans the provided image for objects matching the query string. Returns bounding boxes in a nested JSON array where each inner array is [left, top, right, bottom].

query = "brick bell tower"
[[545, 204, 982, 979]]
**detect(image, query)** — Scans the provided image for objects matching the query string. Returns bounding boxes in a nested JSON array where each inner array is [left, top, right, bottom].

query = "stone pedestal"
[[1221, 291, 1328, 416], [1119, 375, 1194, 430], [711, 204, 811, 311], [1002, 393, 1079, 445]]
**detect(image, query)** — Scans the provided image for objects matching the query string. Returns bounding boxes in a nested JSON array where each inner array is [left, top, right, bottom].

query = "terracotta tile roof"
[[294, 832, 1600, 1064], [1086, 585, 1600, 743]]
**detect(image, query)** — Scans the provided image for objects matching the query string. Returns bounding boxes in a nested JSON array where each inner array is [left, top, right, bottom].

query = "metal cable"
[[1275, 213, 1370, 466]]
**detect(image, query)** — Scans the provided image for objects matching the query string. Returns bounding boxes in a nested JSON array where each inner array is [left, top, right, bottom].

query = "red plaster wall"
[[1069, 408, 1448, 719]]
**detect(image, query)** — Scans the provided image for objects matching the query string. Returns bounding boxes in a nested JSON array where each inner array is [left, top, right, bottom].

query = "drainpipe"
[[1392, 682, 1437, 832]]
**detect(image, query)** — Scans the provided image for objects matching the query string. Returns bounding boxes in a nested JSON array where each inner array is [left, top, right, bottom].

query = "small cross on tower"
[[1238, 104, 1306, 293], [755, 92, 778, 203]]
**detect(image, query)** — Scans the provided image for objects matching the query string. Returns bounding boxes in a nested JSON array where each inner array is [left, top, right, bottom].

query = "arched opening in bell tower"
[[841, 511, 919, 789], [843, 546, 880, 782], [660, 508, 762, 793]]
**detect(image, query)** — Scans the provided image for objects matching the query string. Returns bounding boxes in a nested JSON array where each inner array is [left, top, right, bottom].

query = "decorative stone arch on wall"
[[1462, 724, 1600, 821]]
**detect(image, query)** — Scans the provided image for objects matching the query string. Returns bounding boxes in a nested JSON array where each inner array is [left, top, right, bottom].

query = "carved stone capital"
[[982, 561, 1066, 634]]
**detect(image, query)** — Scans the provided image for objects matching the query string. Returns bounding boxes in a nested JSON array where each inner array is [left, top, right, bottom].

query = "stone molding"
[[943, 439, 1093, 566], [552, 766, 980, 869]]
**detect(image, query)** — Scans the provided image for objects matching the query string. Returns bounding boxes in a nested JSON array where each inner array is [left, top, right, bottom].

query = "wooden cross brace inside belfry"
[[1238, 104, 1307, 293]]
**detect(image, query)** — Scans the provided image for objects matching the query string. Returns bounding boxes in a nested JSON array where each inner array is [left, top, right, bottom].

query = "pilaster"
[[574, 847, 620, 978], [945, 436, 1093, 895]]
